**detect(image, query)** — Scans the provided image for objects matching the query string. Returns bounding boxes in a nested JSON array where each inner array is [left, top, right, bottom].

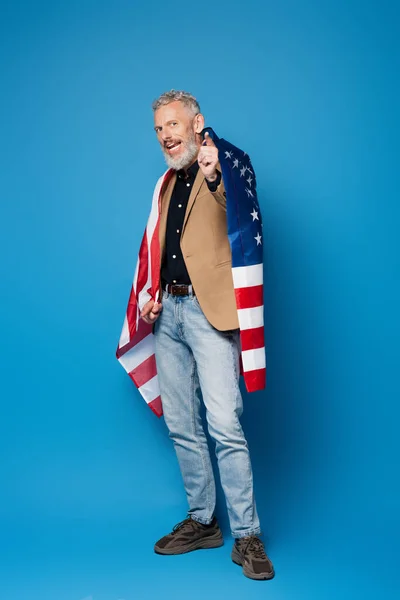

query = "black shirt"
[[161, 161, 221, 285]]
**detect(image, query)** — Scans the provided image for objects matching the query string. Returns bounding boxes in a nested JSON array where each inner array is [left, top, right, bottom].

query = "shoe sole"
[[154, 531, 224, 555], [231, 546, 275, 580]]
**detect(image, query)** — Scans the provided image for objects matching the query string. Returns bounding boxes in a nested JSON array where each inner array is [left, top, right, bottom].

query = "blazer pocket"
[[215, 259, 231, 268]]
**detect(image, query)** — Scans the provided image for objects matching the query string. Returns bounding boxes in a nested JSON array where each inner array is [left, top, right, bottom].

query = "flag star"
[[255, 232, 262, 245], [240, 166, 247, 177], [250, 209, 259, 221], [232, 158, 239, 168], [225, 151, 233, 159], [245, 188, 254, 198], [247, 175, 253, 186]]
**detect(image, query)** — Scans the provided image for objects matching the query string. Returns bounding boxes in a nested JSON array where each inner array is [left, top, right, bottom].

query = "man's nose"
[[161, 128, 172, 142]]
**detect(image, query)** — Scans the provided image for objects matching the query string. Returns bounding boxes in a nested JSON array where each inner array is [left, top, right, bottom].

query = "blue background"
[[1, 1, 399, 599]]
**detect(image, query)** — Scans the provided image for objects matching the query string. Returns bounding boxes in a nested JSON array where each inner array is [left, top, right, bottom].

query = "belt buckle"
[[173, 285, 187, 296]]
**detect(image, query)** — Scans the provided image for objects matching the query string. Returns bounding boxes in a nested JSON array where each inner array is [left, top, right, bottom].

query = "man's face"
[[154, 101, 202, 170]]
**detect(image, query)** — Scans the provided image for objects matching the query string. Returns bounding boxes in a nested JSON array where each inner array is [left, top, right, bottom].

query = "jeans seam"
[[233, 335, 255, 529], [189, 356, 213, 519], [225, 333, 256, 533]]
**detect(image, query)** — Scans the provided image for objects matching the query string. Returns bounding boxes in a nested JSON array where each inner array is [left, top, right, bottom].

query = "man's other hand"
[[141, 299, 162, 324]]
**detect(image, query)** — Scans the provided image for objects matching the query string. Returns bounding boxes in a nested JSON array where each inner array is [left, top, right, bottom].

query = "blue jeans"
[[154, 290, 261, 538]]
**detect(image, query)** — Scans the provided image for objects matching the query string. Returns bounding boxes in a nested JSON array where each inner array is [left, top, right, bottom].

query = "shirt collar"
[[177, 160, 199, 180]]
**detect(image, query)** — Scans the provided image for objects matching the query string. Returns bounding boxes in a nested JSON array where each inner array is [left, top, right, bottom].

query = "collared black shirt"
[[161, 162, 221, 285]]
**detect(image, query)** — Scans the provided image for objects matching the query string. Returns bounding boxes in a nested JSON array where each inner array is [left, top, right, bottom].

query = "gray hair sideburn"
[[152, 90, 200, 116]]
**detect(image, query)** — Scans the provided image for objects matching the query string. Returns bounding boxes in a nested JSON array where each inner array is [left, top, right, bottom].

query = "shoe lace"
[[172, 518, 198, 535], [242, 536, 267, 560]]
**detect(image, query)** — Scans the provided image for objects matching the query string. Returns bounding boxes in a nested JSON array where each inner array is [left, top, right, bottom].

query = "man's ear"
[[193, 113, 205, 134]]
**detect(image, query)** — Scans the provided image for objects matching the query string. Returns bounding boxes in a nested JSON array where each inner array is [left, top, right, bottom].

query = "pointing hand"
[[198, 132, 219, 182]]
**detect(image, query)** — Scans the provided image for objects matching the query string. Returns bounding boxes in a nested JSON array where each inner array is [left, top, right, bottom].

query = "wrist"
[[206, 173, 218, 183], [205, 170, 222, 192]]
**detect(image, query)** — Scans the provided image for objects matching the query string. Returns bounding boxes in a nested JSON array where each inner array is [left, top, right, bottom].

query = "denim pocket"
[[192, 295, 202, 310]]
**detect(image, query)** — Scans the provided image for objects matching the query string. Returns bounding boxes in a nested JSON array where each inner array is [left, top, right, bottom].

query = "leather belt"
[[163, 283, 195, 296]]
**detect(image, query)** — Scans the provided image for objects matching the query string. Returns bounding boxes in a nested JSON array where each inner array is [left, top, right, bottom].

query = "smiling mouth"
[[165, 141, 182, 154]]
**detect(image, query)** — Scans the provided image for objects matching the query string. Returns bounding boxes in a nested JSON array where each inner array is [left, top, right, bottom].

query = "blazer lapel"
[[182, 168, 205, 236], [159, 172, 177, 259]]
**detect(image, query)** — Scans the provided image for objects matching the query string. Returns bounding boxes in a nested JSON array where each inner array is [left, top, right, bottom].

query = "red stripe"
[[149, 395, 163, 417], [136, 231, 149, 297], [125, 285, 138, 340], [235, 285, 263, 310], [243, 368, 266, 392], [120, 231, 149, 349], [116, 323, 153, 358], [150, 219, 161, 300], [129, 353, 157, 388], [160, 169, 175, 201], [240, 327, 265, 351]]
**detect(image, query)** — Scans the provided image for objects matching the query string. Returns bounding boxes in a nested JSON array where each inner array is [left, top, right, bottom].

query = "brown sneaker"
[[154, 516, 224, 555], [232, 536, 275, 580]]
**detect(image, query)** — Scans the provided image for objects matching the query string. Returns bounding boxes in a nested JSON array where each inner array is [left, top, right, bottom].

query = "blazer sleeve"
[[208, 170, 226, 209], [204, 161, 226, 208]]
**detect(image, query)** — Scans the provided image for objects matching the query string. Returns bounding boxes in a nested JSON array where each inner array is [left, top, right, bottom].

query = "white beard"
[[162, 135, 199, 171]]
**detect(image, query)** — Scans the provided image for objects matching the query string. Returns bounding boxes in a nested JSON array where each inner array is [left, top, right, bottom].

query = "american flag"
[[116, 128, 266, 417]]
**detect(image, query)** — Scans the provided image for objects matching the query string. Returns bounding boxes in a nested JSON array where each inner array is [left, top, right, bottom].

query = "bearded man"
[[139, 90, 274, 581]]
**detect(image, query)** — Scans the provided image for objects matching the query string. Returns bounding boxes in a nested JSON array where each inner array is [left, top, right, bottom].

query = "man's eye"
[[171, 122, 177, 126]]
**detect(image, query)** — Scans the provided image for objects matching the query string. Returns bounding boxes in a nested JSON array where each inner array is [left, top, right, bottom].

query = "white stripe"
[[131, 250, 140, 290], [232, 263, 263, 289], [119, 314, 130, 348], [241, 347, 266, 372], [138, 289, 152, 312], [139, 374, 160, 404], [118, 333, 155, 374], [237, 305, 264, 330], [146, 173, 166, 241]]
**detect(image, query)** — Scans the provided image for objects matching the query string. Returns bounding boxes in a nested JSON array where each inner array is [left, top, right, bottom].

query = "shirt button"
[[178, 204, 182, 208], [173, 280, 177, 283], [177, 229, 180, 233], [186, 182, 190, 187], [172, 255, 176, 259]]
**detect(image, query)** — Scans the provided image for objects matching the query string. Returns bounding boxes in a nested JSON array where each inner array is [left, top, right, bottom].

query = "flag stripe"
[[116, 319, 153, 359], [137, 373, 160, 403], [237, 305, 264, 330], [235, 285, 263, 310], [240, 326, 264, 351], [242, 347, 266, 372], [131, 354, 158, 388], [118, 328, 155, 373], [149, 396, 163, 417], [136, 232, 151, 311], [138, 174, 166, 311], [244, 368, 266, 392], [119, 314, 130, 348], [232, 263, 263, 288]]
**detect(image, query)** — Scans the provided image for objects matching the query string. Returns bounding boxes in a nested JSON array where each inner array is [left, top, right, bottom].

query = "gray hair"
[[152, 90, 200, 116]]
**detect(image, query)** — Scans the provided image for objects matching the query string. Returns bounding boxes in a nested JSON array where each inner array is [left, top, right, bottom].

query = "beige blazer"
[[158, 168, 239, 331]]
